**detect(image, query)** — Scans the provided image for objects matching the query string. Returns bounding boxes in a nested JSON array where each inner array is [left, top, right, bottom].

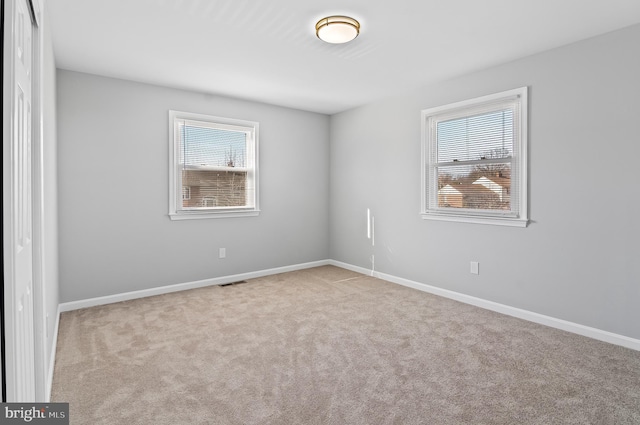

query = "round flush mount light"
[[315, 15, 360, 44]]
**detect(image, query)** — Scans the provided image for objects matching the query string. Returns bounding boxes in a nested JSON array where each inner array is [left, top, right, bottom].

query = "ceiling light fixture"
[[315, 15, 360, 44]]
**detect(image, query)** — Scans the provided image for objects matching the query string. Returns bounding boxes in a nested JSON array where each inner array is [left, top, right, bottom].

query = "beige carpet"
[[51, 266, 640, 424]]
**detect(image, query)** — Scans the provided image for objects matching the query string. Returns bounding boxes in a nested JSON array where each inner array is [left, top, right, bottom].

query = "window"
[[169, 111, 259, 220], [421, 87, 528, 227]]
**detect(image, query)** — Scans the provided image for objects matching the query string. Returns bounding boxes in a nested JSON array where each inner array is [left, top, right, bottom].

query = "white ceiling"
[[47, 0, 640, 115]]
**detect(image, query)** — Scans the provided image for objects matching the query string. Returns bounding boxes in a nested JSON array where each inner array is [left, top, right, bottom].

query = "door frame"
[[2, 0, 46, 402]]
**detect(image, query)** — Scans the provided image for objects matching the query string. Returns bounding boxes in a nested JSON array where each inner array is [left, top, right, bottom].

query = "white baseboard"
[[56, 258, 639, 351], [59, 260, 330, 312], [46, 305, 61, 401], [329, 260, 640, 351]]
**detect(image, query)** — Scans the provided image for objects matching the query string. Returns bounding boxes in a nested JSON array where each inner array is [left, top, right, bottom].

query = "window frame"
[[169, 110, 259, 220], [420, 87, 528, 227]]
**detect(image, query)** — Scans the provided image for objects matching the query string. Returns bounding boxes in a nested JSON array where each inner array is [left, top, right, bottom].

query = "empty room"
[[2, 0, 640, 423]]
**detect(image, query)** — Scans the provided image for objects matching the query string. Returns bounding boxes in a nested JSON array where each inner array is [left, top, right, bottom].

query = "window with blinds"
[[169, 111, 259, 220], [421, 87, 528, 227]]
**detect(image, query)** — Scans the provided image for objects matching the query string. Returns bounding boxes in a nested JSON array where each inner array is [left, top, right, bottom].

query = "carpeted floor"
[[51, 266, 640, 424]]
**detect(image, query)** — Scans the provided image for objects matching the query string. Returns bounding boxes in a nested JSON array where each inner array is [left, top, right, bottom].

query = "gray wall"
[[329, 24, 640, 339], [57, 71, 330, 302]]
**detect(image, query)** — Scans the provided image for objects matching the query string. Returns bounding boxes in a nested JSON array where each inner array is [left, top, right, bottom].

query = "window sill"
[[420, 211, 528, 227], [169, 209, 260, 220]]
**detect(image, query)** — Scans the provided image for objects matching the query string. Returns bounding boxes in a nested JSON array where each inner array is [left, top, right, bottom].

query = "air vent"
[[220, 280, 247, 287]]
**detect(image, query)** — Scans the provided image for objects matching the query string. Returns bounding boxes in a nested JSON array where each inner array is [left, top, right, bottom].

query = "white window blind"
[[169, 111, 259, 220], [179, 121, 248, 169], [421, 87, 528, 227]]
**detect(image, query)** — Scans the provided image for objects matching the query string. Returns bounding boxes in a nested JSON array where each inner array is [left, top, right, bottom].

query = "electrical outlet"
[[219, 248, 226, 259], [470, 261, 479, 275]]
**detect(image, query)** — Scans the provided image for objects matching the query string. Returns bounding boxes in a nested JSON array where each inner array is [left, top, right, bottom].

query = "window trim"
[[168, 110, 260, 220], [420, 87, 528, 227]]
